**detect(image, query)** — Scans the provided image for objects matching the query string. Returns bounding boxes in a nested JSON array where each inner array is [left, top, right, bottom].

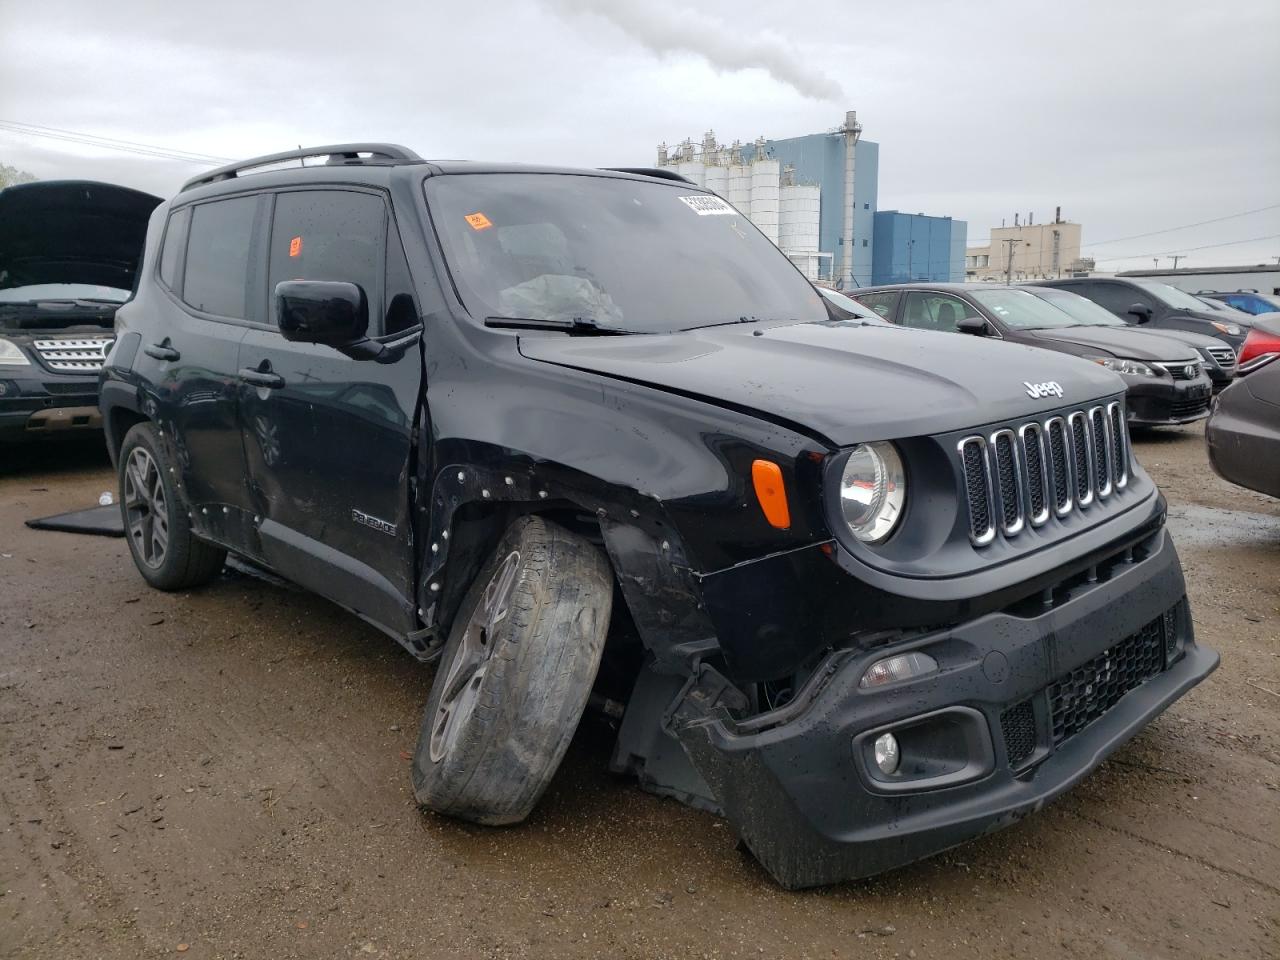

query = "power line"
[[1091, 233, 1280, 263], [0, 119, 232, 165]]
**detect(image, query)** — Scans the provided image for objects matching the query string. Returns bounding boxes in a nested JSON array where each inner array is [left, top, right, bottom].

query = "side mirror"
[[956, 316, 989, 336], [1127, 303, 1153, 324], [276, 280, 369, 345]]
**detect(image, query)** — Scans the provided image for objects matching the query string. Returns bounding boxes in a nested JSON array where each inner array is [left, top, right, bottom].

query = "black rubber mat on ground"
[[25, 503, 124, 537]]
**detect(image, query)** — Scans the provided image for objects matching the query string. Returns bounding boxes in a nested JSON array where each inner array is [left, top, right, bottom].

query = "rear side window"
[[268, 190, 386, 327], [900, 292, 972, 333], [1084, 282, 1151, 317], [158, 207, 190, 291], [854, 291, 900, 320], [183, 196, 258, 319]]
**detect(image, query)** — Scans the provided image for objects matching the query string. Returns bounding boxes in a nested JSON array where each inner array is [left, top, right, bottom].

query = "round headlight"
[[839, 441, 906, 543]]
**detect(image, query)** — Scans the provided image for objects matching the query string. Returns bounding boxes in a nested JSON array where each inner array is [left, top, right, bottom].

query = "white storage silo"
[[676, 160, 706, 188], [779, 184, 821, 255], [750, 158, 781, 245], [727, 163, 752, 217], [703, 164, 728, 198]]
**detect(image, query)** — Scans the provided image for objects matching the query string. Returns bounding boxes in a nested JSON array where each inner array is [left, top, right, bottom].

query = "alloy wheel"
[[124, 447, 169, 569]]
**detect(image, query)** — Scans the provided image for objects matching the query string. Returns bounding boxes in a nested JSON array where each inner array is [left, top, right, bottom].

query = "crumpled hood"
[[518, 320, 1124, 446], [0, 180, 162, 292], [1027, 325, 1199, 362]]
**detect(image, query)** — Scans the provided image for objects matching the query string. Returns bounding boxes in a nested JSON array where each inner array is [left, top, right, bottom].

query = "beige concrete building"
[[966, 214, 1083, 282]]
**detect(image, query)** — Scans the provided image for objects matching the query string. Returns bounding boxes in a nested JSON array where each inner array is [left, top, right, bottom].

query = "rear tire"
[[118, 422, 226, 591], [412, 515, 613, 825]]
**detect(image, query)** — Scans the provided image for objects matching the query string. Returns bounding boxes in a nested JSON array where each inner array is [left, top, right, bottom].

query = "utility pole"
[[1169, 255, 1184, 270], [1002, 238, 1019, 285]]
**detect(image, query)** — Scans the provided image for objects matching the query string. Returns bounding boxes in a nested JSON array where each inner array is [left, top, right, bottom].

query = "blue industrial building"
[[740, 134, 880, 286], [658, 113, 966, 287], [871, 212, 968, 286]]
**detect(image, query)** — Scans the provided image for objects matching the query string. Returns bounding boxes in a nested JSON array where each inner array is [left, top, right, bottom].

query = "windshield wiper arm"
[[483, 316, 633, 336]]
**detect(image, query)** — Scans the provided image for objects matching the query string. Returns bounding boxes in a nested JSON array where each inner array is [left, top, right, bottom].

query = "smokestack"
[[1014, 213, 1019, 227], [1055, 205, 1061, 223], [840, 109, 862, 288], [1029, 212, 1034, 226]]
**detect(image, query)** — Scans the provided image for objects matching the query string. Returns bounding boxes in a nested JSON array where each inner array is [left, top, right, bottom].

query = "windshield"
[[970, 288, 1079, 329], [1128, 278, 1215, 311], [1030, 288, 1126, 326], [425, 173, 827, 333]]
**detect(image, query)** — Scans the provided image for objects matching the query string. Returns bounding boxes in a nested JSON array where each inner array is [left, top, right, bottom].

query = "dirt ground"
[[1, 424, 1277, 960]]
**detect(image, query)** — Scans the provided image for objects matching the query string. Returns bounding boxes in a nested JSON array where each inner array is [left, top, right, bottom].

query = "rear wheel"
[[412, 516, 613, 825], [119, 422, 226, 590]]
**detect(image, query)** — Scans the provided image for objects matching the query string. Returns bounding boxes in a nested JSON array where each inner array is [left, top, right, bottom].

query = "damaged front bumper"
[[652, 526, 1217, 889]]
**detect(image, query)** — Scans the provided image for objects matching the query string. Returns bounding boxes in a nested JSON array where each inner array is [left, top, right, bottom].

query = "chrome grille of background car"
[[32, 338, 114, 373], [1152, 361, 1202, 381], [958, 401, 1130, 546], [1205, 346, 1235, 368]]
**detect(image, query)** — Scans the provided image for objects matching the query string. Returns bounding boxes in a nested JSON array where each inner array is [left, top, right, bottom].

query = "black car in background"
[[851, 282, 1214, 426], [1199, 290, 1280, 317], [1032, 276, 1251, 351], [1205, 315, 1280, 498], [1026, 285, 1238, 393], [0, 180, 161, 443]]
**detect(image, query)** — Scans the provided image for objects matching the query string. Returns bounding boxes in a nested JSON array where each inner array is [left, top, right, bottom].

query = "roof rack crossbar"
[[601, 167, 696, 185], [181, 143, 424, 192]]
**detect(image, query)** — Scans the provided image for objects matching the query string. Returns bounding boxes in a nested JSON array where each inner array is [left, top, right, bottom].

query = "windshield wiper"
[[483, 316, 633, 336]]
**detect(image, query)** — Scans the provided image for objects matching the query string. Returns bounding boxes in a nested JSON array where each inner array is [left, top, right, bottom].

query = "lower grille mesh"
[[1049, 617, 1166, 745], [1000, 700, 1037, 767]]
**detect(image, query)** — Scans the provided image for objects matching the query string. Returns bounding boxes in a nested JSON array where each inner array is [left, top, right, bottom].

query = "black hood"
[[1026, 326, 1198, 361], [519, 320, 1123, 446], [0, 180, 162, 292]]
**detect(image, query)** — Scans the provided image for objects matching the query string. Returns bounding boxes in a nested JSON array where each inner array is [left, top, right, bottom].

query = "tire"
[[118, 421, 226, 591], [412, 515, 613, 825]]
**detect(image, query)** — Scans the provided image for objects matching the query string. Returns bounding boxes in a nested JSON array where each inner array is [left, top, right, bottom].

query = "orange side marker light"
[[288, 236, 302, 257], [751, 459, 791, 530]]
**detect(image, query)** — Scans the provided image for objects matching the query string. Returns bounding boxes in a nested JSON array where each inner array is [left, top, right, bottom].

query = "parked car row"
[[848, 282, 1223, 426]]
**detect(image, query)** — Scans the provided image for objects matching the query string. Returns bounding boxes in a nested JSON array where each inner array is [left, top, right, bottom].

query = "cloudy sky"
[[3, 0, 1277, 271]]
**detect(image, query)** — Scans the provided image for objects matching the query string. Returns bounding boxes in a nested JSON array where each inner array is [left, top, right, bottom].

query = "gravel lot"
[[2, 424, 1277, 959]]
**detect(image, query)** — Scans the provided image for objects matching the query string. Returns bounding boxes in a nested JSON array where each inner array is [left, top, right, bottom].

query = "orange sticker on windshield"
[[288, 236, 303, 257], [464, 212, 493, 231]]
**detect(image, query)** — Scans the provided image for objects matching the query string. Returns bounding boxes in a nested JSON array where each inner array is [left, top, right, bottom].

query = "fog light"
[[874, 733, 900, 775], [860, 651, 938, 688]]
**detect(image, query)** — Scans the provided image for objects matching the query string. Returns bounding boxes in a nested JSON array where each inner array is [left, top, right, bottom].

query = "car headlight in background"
[[1087, 356, 1157, 377], [0, 338, 31, 366], [1210, 321, 1241, 336], [839, 441, 906, 543]]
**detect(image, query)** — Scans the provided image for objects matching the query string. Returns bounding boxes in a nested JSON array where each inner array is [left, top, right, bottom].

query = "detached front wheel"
[[412, 516, 613, 825]]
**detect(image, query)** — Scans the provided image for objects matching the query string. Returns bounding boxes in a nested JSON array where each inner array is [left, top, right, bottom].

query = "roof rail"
[[601, 167, 696, 185], [181, 143, 424, 192]]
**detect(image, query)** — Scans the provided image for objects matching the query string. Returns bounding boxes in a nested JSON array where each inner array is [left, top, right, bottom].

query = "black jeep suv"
[[100, 145, 1217, 889]]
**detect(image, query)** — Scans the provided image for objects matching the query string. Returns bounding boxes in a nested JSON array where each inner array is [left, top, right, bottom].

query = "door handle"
[[238, 367, 286, 389], [143, 340, 180, 361]]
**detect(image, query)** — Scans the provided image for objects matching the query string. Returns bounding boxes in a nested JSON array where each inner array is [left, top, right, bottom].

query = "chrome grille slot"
[[32, 338, 114, 373], [1019, 423, 1049, 526], [1068, 412, 1093, 508], [1046, 417, 1072, 516], [1090, 406, 1112, 498], [961, 401, 1132, 547], [959, 436, 996, 546], [989, 429, 1024, 536], [1108, 401, 1128, 489]]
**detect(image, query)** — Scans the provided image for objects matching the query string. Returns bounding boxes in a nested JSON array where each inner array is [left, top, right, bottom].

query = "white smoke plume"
[[549, 0, 843, 102]]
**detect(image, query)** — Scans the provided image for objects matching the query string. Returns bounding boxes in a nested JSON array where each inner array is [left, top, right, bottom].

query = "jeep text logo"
[[1024, 380, 1064, 400]]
